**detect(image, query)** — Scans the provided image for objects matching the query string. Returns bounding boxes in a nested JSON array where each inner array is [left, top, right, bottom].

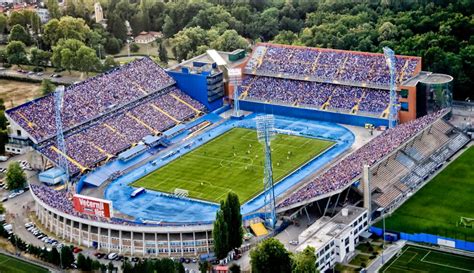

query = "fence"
[[370, 226, 474, 252]]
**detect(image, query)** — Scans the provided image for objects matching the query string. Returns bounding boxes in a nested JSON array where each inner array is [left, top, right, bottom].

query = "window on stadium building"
[[400, 89, 409, 98], [401, 102, 409, 111]]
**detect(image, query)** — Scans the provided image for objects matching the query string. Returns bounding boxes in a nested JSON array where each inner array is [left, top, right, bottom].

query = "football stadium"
[[4, 43, 470, 257]]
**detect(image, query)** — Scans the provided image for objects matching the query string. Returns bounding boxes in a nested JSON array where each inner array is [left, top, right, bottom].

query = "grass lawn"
[[380, 245, 474, 273], [375, 146, 474, 241], [0, 253, 49, 273], [132, 128, 334, 203]]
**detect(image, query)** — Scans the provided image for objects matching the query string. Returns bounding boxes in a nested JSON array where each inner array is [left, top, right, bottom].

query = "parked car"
[[73, 247, 83, 253], [107, 253, 118, 260]]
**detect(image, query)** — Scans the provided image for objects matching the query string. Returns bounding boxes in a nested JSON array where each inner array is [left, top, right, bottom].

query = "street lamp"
[[381, 207, 386, 265]]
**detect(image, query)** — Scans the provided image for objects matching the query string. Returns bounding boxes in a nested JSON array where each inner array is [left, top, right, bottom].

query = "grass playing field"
[[380, 245, 474, 273], [132, 128, 334, 203], [376, 146, 474, 241], [0, 253, 49, 273]]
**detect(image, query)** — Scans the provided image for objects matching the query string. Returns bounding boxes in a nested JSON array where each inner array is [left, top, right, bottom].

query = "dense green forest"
[[105, 0, 474, 100], [0, 0, 472, 99]]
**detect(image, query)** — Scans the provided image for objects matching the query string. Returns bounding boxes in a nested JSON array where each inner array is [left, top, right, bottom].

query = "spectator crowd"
[[242, 76, 390, 114], [7, 57, 205, 174], [278, 110, 445, 208], [7, 57, 176, 142], [245, 44, 420, 87]]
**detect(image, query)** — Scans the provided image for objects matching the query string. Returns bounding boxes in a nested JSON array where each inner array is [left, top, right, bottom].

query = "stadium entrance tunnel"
[[103, 113, 355, 224]]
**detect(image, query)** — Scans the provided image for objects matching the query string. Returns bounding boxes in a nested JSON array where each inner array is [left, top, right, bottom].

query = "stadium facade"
[[4, 43, 468, 256]]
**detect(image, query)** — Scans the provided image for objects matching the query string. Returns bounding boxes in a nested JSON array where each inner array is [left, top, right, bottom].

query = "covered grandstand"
[[276, 109, 470, 214], [5, 57, 206, 175], [240, 43, 422, 125]]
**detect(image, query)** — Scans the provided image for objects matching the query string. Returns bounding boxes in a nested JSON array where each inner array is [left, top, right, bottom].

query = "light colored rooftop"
[[297, 206, 366, 252]]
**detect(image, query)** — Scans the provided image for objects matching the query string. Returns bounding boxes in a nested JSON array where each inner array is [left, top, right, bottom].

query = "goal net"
[[174, 188, 189, 198], [458, 217, 474, 228]]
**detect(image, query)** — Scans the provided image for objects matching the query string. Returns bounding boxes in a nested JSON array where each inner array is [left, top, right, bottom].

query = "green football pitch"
[[0, 253, 49, 273], [380, 245, 474, 273], [132, 128, 334, 203], [376, 146, 474, 241]]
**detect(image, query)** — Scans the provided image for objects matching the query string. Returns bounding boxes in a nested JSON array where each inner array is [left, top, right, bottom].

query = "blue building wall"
[[240, 100, 389, 127], [370, 226, 474, 252], [167, 71, 223, 111]]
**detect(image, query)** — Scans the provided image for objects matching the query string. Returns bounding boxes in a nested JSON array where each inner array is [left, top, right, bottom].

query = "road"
[[0, 68, 82, 85]]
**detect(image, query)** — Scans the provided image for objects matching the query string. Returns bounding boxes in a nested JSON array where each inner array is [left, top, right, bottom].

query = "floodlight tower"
[[256, 115, 276, 229], [383, 47, 398, 128], [228, 68, 243, 118], [54, 86, 70, 190]]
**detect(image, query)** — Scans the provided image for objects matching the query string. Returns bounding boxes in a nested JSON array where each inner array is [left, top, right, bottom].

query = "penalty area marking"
[[420, 249, 473, 272]]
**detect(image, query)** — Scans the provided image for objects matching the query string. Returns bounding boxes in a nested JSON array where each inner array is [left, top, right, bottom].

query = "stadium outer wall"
[[30, 190, 214, 257], [239, 100, 390, 127]]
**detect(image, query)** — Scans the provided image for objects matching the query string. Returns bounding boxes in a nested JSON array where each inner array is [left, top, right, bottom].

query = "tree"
[[76, 45, 101, 75], [8, 11, 28, 28], [60, 246, 74, 269], [175, 261, 185, 273], [213, 205, 229, 259], [229, 264, 241, 273], [378, 21, 398, 42], [103, 56, 118, 71], [0, 49, 6, 66], [158, 41, 168, 63], [0, 14, 7, 34], [250, 238, 292, 273], [107, 262, 115, 273], [170, 26, 217, 61], [6, 162, 26, 190], [40, 79, 56, 96], [30, 48, 51, 69], [47, 0, 61, 19], [273, 30, 299, 45], [8, 25, 31, 45], [51, 247, 61, 266], [224, 192, 243, 250], [43, 16, 90, 46], [6, 41, 28, 67], [104, 37, 122, 54], [291, 246, 317, 273], [199, 261, 211, 273], [210, 30, 248, 52], [107, 13, 128, 41], [0, 129, 7, 155], [51, 38, 86, 73], [130, 43, 140, 53], [76, 253, 86, 269]]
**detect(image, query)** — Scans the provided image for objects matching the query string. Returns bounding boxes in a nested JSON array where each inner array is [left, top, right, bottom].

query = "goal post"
[[459, 217, 474, 228], [174, 188, 189, 198]]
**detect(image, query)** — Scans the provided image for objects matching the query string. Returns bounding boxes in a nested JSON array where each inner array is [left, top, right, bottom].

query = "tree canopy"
[[250, 238, 292, 273], [6, 162, 26, 191]]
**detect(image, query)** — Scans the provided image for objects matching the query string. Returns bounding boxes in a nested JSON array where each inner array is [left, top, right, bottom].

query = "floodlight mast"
[[383, 47, 398, 129], [228, 68, 242, 118], [54, 86, 70, 191], [256, 115, 276, 229]]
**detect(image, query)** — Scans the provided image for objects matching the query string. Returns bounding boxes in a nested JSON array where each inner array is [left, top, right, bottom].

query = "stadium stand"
[[369, 118, 470, 210], [244, 43, 420, 88], [6, 58, 206, 174], [7, 58, 175, 142], [277, 110, 470, 210], [241, 43, 421, 118]]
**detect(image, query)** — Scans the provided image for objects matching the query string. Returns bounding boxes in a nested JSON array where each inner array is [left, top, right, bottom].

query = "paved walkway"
[[366, 240, 406, 273]]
